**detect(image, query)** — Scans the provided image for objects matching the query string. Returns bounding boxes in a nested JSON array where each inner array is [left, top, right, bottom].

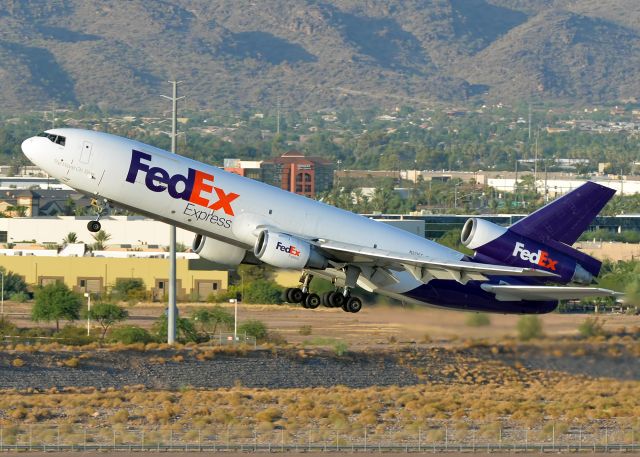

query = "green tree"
[[191, 306, 234, 335], [0, 266, 28, 300], [91, 230, 111, 250], [62, 232, 78, 245], [85, 303, 129, 340], [238, 319, 268, 341], [32, 282, 82, 331], [152, 314, 198, 343]]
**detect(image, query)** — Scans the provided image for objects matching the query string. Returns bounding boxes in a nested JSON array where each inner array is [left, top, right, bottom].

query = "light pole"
[[1, 271, 4, 316], [84, 292, 91, 336]]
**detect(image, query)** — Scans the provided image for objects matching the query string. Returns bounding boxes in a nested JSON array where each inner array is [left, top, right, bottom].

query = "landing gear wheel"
[[289, 288, 305, 304], [87, 220, 101, 233], [285, 288, 297, 303], [328, 291, 345, 308], [346, 296, 362, 313], [321, 292, 332, 307], [305, 293, 321, 309]]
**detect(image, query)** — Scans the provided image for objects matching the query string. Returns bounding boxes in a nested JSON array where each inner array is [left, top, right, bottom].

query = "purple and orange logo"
[[126, 150, 239, 216], [512, 242, 558, 271], [276, 241, 301, 257]]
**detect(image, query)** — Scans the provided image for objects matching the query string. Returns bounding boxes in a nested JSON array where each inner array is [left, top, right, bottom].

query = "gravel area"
[[0, 349, 419, 390]]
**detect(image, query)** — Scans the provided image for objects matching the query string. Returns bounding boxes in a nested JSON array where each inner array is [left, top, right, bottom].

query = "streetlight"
[[1, 270, 4, 316], [84, 292, 91, 336]]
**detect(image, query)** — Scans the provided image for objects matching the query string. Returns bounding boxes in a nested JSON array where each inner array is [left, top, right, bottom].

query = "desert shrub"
[[299, 325, 312, 336], [109, 326, 152, 344], [9, 292, 29, 303], [191, 306, 234, 335], [243, 279, 284, 304], [334, 341, 348, 356], [62, 357, 80, 368], [578, 317, 606, 338], [152, 315, 199, 343], [54, 325, 95, 346], [0, 266, 28, 300], [238, 320, 268, 341], [517, 315, 543, 341], [11, 358, 24, 367], [266, 331, 287, 345], [111, 278, 147, 302], [465, 313, 491, 327], [0, 316, 17, 336]]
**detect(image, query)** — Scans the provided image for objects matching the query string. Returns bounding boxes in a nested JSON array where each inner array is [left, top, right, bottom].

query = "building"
[[0, 189, 92, 217], [0, 216, 200, 246], [1, 253, 228, 301], [224, 151, 334, 198]]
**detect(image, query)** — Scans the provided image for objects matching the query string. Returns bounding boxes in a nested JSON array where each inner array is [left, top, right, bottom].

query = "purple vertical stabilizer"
[[509, 181, 616, 245]]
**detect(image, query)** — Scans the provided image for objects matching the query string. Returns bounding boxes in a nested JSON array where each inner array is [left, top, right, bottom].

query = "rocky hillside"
[[0, 0, 638, 112]]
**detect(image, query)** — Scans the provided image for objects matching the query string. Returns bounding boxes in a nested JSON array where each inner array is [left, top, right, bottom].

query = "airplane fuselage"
[[22, 129, 560, 313]]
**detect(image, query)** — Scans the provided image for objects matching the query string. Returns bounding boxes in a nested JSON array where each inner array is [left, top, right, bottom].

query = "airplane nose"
[[21, 137, 38, 162]]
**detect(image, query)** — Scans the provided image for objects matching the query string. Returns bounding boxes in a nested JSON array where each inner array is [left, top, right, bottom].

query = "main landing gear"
[[87, 198, 111, 233], [284, 274, 363, 313]]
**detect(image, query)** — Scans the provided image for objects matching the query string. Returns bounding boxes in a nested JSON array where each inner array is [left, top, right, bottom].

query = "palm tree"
[[91, 230, 111, 250], [62, 232, 78, 246]]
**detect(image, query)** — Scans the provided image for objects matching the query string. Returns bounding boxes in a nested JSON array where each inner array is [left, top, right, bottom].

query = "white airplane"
[[22, 129, 619, 314]]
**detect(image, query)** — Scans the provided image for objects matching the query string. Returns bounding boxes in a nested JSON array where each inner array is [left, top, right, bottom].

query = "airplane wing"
[[480, 284, 622, 301], [314, 239, 559, 284]]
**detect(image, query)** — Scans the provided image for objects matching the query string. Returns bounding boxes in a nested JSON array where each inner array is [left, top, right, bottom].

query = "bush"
[[0, 317, 18, 336], [224, 280, 283, 304], [191, 306, 234, 335], [0, 267, 28, 300], [111, 278, 147, 302], [54, 325, 95, 346], [578, 317, 606, 338], [238, 320, 268, 341], [109, 326, 152, 344], [152, 315, 199, 343], [517, 315, 543, 341], [334, 341, 348, 356], [9, 292, 29, 303], [465, 313, 491, 327]]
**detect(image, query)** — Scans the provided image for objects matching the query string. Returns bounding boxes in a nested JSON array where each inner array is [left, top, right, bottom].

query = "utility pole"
[[276, 97, 281, 135], [161, 80, 184, 345], [528, 102, 532, 141]]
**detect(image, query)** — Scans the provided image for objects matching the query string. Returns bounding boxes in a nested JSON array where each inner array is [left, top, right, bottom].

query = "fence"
[[210, 332, 257, 348], [0, 423, 638, 452]]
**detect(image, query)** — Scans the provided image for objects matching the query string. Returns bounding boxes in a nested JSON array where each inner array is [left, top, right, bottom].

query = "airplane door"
[[80, 141, 93, 164]]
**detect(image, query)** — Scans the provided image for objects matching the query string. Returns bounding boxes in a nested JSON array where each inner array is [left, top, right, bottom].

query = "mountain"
[[0, 0, 638, 113]]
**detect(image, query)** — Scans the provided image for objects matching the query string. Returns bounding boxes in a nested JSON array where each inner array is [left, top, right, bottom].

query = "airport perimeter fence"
[[0, 423, 639, 453]]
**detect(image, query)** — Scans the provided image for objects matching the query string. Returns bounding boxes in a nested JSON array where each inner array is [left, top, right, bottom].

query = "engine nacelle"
[[192, 234, 247, 268], [254, 231, 327, 270], [461, 217, 508, 250]]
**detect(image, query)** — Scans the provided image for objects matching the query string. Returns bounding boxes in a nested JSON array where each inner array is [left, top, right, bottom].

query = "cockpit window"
[[37, 132, 66, 146]]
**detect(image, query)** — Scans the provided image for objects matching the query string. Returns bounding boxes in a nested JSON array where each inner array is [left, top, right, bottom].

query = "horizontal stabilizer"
[[481, 284, 622, 302], [509, 181, 615, 245]]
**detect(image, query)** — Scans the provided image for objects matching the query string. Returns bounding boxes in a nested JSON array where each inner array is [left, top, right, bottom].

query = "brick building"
[[224, 151, 334, 198]]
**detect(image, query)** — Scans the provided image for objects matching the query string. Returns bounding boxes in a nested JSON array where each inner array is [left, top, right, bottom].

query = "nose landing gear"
[[87, 198, 111, 233]]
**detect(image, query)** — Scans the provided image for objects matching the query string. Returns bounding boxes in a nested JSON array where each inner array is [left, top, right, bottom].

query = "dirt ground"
[[3, 300, 639, 348]]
